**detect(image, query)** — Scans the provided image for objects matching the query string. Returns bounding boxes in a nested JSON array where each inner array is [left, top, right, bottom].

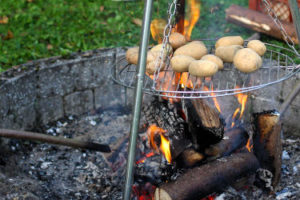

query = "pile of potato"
[[125, 33, 267, 77]]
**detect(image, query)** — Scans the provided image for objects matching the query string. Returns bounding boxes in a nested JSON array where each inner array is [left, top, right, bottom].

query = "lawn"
[[0, 0, 297, 72]]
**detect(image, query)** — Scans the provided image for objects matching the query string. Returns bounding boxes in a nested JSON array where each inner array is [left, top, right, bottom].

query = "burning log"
[[226, 5, 299, 44], [205, 127, 249, 158], [177, 148, 205, 168], [154, 151, 260, 200], [253, 110, 282, 189], [143, 97, 191, 159], [184, 98, 224, 149]]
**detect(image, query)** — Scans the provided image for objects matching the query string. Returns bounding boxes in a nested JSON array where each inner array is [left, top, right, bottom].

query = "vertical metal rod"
[[123, 0, 153, 199], [289, 0, 300, 48]]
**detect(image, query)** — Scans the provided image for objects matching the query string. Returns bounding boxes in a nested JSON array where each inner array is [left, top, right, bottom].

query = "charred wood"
[[205, 127, 248, 158], [143, 97, 191, 159], [226, 5, 299, 44], [184, 98, 224, 149], [177, 148, 205, 168], [253, 110, 282, 189], [155, 152, 260, 200]]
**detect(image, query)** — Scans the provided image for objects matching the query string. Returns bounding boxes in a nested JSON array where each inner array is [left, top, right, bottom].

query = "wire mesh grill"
[[111, 40, 300, 99]]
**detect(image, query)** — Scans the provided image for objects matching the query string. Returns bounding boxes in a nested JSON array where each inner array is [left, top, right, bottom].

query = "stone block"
[[64, 90, 94, 116], [13, 103, 36, 130], [94, 84, 125, 109], [37, 64, 75, 98], [5, 73, 37, 107], [0, 85, 9, 117], [36, 96, 64, 125]]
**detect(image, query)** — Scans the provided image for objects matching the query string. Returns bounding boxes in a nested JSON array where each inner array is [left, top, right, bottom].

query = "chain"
[[152, 0, 178, 88], [262, 0, 300, 57]]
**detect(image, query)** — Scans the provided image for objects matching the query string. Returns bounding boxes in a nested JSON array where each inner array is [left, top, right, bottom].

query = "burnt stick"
[[0, 129, 111, 152]]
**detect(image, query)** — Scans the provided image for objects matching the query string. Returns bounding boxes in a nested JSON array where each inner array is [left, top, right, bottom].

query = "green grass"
[[0, 0, 298, 72]]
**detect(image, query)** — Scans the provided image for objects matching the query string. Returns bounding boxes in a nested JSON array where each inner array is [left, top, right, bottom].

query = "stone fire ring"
[[0, 47, 299, 134]]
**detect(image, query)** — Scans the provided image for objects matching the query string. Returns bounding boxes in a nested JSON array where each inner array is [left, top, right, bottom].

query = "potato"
[[146, 60, 165, 75], [215, 45, 243, 63], [126, 47, 139, 65], [247, 40, 267, 56], [201, 54, 224, 70], [171, 55, 195, 72], [126, 47, 159, 65], [169, 32, 187, 49], [150, 43, 173, 56], [215, 36, 244, 48], [233, 48, 262, 73], [174, 41, 208, 59], [188, 60, 218, 77]]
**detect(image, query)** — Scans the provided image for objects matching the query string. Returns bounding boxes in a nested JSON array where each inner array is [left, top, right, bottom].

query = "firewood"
[[0, 129, 111, 152], [253, 110, 282, 189], [184, 98, 224, 149], [143, 97, 191, 159], [226, 5, 299, 44], [205, 127, 248, 158], [177, 148, 204, 168], [155, 152, 260, 200]]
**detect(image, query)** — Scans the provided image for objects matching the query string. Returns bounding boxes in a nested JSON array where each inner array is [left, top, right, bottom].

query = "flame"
[[246, 138, 253, 152], [146, 124, 172, 163], [231, 108, 240, 128], [160, 134, 172, 163], [234, 87, 248, 119], [177, 0, 201, 40], [231, 86, 249, 127], [203, 86, 222, 113], [179, 72, 194, 89], [136, 152, 155, 165], [150, 19, 166, 43]]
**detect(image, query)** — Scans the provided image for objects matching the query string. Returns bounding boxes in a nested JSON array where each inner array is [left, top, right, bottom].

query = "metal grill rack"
[[112, 40, 300, 98]]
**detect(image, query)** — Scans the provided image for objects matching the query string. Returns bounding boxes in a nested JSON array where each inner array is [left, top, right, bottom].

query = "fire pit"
[[0, 0, 300, 199], [0, 46, 299, 199]]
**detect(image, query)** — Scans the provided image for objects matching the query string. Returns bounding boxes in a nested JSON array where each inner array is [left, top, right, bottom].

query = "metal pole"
[[289, 0, 300, 48], [123, 0, 153, 199]]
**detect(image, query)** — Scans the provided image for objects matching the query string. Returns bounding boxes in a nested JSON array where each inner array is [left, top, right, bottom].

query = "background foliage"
[[0, 0, 296, 72]]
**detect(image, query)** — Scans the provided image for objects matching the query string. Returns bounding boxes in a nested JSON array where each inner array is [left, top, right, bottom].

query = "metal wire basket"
[[111, 39, 300, 98]]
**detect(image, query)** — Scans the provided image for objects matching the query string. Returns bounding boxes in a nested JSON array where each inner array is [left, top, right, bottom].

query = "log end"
[[155, 188, 172, 200]]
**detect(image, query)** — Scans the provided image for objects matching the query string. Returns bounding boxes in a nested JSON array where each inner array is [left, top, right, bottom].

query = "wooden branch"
[[226, 5, 299, 44], [205, 127, 248, 158], [253, 110, 282, 188], [155, 152, 260, 200], [184, 98, 224, 149], [0, 129, 111, 152]]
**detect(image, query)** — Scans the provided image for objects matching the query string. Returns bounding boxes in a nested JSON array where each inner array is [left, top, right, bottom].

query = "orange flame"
[[179, 72, 194, 89], [231, 108, 240, 128], [150, 19, 166, 43], [136, 152, 155, 164], [203, 86, 222, 113], [235, 87, 248, 119], [185, 0, 201, 40], [146, 124, 172, 163], [160, 134, 172, 163], [246, 138, 253, 152], [231, 86, 249, 127], [177, 0, 201, 40]]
